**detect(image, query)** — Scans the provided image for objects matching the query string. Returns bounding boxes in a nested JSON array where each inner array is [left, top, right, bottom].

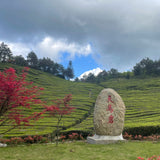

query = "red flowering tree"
[[0, 67, 45, 135], [44, 94, 75, 146]]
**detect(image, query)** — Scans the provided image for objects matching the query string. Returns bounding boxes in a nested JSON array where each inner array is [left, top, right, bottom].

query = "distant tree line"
[[1, 42, 160, 83], [0, 42, 74, 80], [75, 68, 132, 83], [133, 57, 160, 77], [76, 57, 160, 83]]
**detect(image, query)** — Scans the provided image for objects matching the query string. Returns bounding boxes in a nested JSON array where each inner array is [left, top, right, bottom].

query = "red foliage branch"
[[44, 94, 75, 145], [0, 67, 45, 132], [44, 94, 74, 116]]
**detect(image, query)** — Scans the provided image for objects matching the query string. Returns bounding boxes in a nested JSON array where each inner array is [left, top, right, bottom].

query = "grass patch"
[[0, 141, 160, 160]]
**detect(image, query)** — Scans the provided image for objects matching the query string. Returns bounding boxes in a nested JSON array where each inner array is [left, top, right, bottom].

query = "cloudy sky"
[[1, 0, 160, 77]]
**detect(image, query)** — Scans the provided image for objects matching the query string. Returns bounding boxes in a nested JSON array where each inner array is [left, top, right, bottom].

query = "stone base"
[[0, 143, 7, 147], [87, 134, 125, 144]]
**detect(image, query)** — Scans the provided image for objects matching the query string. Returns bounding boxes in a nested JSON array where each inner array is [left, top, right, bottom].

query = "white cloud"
[[35, 36, 92, 62], [79, 67, 103, 79], [1, 37, 92, 63], [0, 40, 31, 58]]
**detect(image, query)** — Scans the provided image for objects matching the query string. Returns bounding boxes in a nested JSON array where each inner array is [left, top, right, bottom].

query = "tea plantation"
[[1, 63, 160, 137], [70, 78, 160, 135]]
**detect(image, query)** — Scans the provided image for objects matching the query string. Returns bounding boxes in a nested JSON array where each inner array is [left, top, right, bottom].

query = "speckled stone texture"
[[87, 88, 126, 144]]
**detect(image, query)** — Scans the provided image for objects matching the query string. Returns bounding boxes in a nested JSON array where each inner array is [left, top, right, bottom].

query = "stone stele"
[[87, 88, 125, 144]]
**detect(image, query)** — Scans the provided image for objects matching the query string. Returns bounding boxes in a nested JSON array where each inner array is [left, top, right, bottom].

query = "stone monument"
[[87, 88, 125, 144]]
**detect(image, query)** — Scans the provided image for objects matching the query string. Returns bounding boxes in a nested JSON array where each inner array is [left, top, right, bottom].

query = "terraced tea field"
[[1, 63, 160, 137], [69, 78, 160, 134]]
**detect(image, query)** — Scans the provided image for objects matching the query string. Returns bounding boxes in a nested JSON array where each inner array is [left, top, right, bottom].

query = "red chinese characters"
[[107, 104, 113, 113], [107, 95, 114, 124], [108, 115, 114, 124], [108, 95, 114, 103]]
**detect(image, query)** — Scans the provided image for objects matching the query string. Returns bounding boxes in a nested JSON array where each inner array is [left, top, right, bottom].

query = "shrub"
[[123, 132, 160, 141], [0, 135, 48, 145], [123, 126, 160, 136]]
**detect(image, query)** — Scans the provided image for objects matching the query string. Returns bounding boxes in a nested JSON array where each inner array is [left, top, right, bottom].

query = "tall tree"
[[51, 62, 60, 75], [27, 51, 38, 69], [85, 73, 96, 83], [38, 57, 54, 73], [38, 58, 47, 72], [96, 70, 108, 83], [133, 63, 142, 76], [133, 58, 154, 76], [56, 64, 65, 79], [13, 55, 27, 66], [65, 61, 74, 80], [108, 68, 119, 78], [154, 59, 160, 75], [0, 42, 12, 63]]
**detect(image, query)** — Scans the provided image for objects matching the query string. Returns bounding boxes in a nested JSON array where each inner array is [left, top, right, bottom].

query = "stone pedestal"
[[0, 143, 7, 147], [87, 134, 125, 144]]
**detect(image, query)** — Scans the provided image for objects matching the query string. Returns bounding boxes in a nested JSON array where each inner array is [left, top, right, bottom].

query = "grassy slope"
[[0, 63, 103, 137], [1, 63, 160, 137]]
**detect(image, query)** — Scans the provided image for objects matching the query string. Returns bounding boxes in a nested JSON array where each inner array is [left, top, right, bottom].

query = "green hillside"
[[1, 63, 160, 137], [0, 63, 103, 137], [67, 77, 160, 135]]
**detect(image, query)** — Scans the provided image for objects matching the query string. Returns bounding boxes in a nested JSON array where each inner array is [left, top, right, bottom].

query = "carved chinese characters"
[[94, 88, 125, 136]]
